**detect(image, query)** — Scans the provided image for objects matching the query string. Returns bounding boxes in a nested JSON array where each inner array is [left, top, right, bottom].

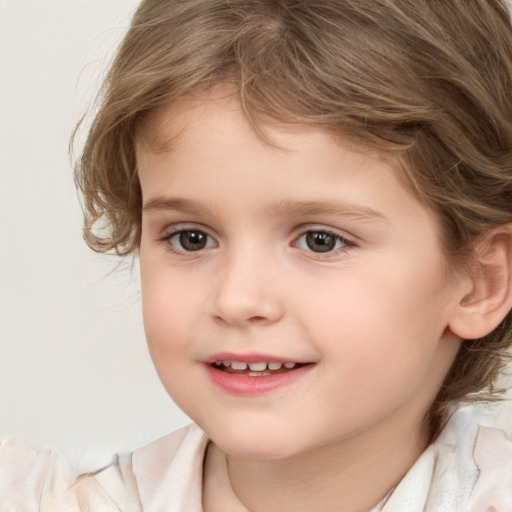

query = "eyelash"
[[160, 227, 216, 254], [294, 229, 354, 256], [159, 227, 355, 256]]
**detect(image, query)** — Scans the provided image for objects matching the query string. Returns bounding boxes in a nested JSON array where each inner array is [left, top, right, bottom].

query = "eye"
[[168, 229, 215, 252], [296, 230, 350, 253]]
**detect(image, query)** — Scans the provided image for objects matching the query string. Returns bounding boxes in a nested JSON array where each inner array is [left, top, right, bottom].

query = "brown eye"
[[296, 230, 348, 254], [169, 230, 214, 251], [305, 232, 336, 252]]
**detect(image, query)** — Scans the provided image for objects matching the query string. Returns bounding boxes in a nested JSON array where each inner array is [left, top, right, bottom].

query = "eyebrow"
[[143, 196, 388, 223], [266, 198, 388, 223], [143, 197, 216, 217]]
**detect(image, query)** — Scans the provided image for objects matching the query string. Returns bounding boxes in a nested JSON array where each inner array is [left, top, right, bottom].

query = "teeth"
[[231, 361, 248, 370], [213, 360, 298, 371], [248, 362, 267, 371]]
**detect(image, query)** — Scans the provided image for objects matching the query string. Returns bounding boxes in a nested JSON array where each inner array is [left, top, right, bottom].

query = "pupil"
[[306, 232, 335, 253], [180, 231, 207, 251]]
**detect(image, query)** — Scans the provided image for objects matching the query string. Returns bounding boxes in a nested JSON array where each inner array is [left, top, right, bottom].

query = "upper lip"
[[204, 352, 307, 364]]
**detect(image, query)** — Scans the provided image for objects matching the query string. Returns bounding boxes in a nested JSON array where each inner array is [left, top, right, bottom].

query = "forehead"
[[137, 86, 390, 159], [136, 92, 392, 196]]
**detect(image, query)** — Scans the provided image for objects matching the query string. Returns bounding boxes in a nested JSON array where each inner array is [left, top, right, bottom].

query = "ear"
[[449, 225, 512, 340]]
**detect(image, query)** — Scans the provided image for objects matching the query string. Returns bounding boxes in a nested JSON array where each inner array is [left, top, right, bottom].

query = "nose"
[[211, 249, 284, 328]]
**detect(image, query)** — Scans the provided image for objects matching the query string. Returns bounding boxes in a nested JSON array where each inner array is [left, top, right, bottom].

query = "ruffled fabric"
[[466, 427, 512, 511], [381, 407, 512, 511], [132, 424, 207, 512], [0, 438, 50, 512], [0, 438, 141, 512]]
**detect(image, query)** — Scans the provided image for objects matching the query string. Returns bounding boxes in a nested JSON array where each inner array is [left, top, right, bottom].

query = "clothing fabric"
[[1, 406, 511, 512]]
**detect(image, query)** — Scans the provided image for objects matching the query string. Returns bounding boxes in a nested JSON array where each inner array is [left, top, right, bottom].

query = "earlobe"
[[448, 226, 512, 340]]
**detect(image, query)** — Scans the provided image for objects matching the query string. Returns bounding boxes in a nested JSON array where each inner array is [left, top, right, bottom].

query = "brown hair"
[[73, 0, 512, 435]]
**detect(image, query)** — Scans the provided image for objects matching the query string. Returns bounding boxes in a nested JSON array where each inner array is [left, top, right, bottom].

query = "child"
[[1, 0, 512, 510]]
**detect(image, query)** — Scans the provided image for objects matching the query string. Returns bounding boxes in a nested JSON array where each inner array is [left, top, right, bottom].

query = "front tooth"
[[248, 362, 267, 371], [284, 362, 296, 369], [268, 362, 283, 370], [231, 361, 248, 370], [223, 361, 231, 367]]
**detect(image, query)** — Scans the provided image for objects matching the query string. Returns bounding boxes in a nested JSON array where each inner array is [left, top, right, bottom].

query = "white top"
[[1, 406, 511, 511]]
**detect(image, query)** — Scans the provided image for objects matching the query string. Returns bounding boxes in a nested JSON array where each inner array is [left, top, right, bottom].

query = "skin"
[[137, 92, 468, 512]]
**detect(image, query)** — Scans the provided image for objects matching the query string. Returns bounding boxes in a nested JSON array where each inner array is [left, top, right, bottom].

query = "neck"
[[224, 417, 429, 512]]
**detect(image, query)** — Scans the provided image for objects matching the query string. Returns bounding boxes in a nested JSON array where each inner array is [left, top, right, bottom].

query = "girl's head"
[[74, 0, 512, 438]]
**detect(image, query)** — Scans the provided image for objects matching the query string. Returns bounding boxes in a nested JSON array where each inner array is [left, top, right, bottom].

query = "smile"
[[206, 357, 313, 395]]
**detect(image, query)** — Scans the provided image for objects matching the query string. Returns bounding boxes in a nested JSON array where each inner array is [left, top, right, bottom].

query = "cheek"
[[141, 280, 200, 403], [140, 260, 192, 360], [140, 264, 213, 414], [299, 255, 450, 370]]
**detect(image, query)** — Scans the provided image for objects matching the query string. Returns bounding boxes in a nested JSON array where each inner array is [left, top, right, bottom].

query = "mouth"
[[211, 360, 306, 377], [205, 355, 314, 395]]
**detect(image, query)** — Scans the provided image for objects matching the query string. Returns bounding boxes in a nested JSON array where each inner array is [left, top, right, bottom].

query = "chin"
[[203, 422, 305, 460]]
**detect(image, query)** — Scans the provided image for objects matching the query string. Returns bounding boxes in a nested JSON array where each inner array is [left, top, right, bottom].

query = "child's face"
[[138, 92, 464, 459]]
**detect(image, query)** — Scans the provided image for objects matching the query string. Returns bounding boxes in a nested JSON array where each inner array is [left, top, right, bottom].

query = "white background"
[[0, 0, 189, 466], [1, 0, 511, 466]]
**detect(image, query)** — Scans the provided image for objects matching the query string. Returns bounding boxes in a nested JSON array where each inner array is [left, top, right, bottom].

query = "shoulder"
[[431, 406, 512, 511], [382, 405, 512, 512], [0, 437, 51, 511], [0, 437, 142, 512], [61, 452, 142, 512], [466, 424, 512, 511]]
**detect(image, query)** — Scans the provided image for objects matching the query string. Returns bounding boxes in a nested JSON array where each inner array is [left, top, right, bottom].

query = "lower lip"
[[205, 364, 313, 395]]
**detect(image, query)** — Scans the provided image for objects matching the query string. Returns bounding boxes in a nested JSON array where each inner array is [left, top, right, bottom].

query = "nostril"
[[248, 316, 267, 323]]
